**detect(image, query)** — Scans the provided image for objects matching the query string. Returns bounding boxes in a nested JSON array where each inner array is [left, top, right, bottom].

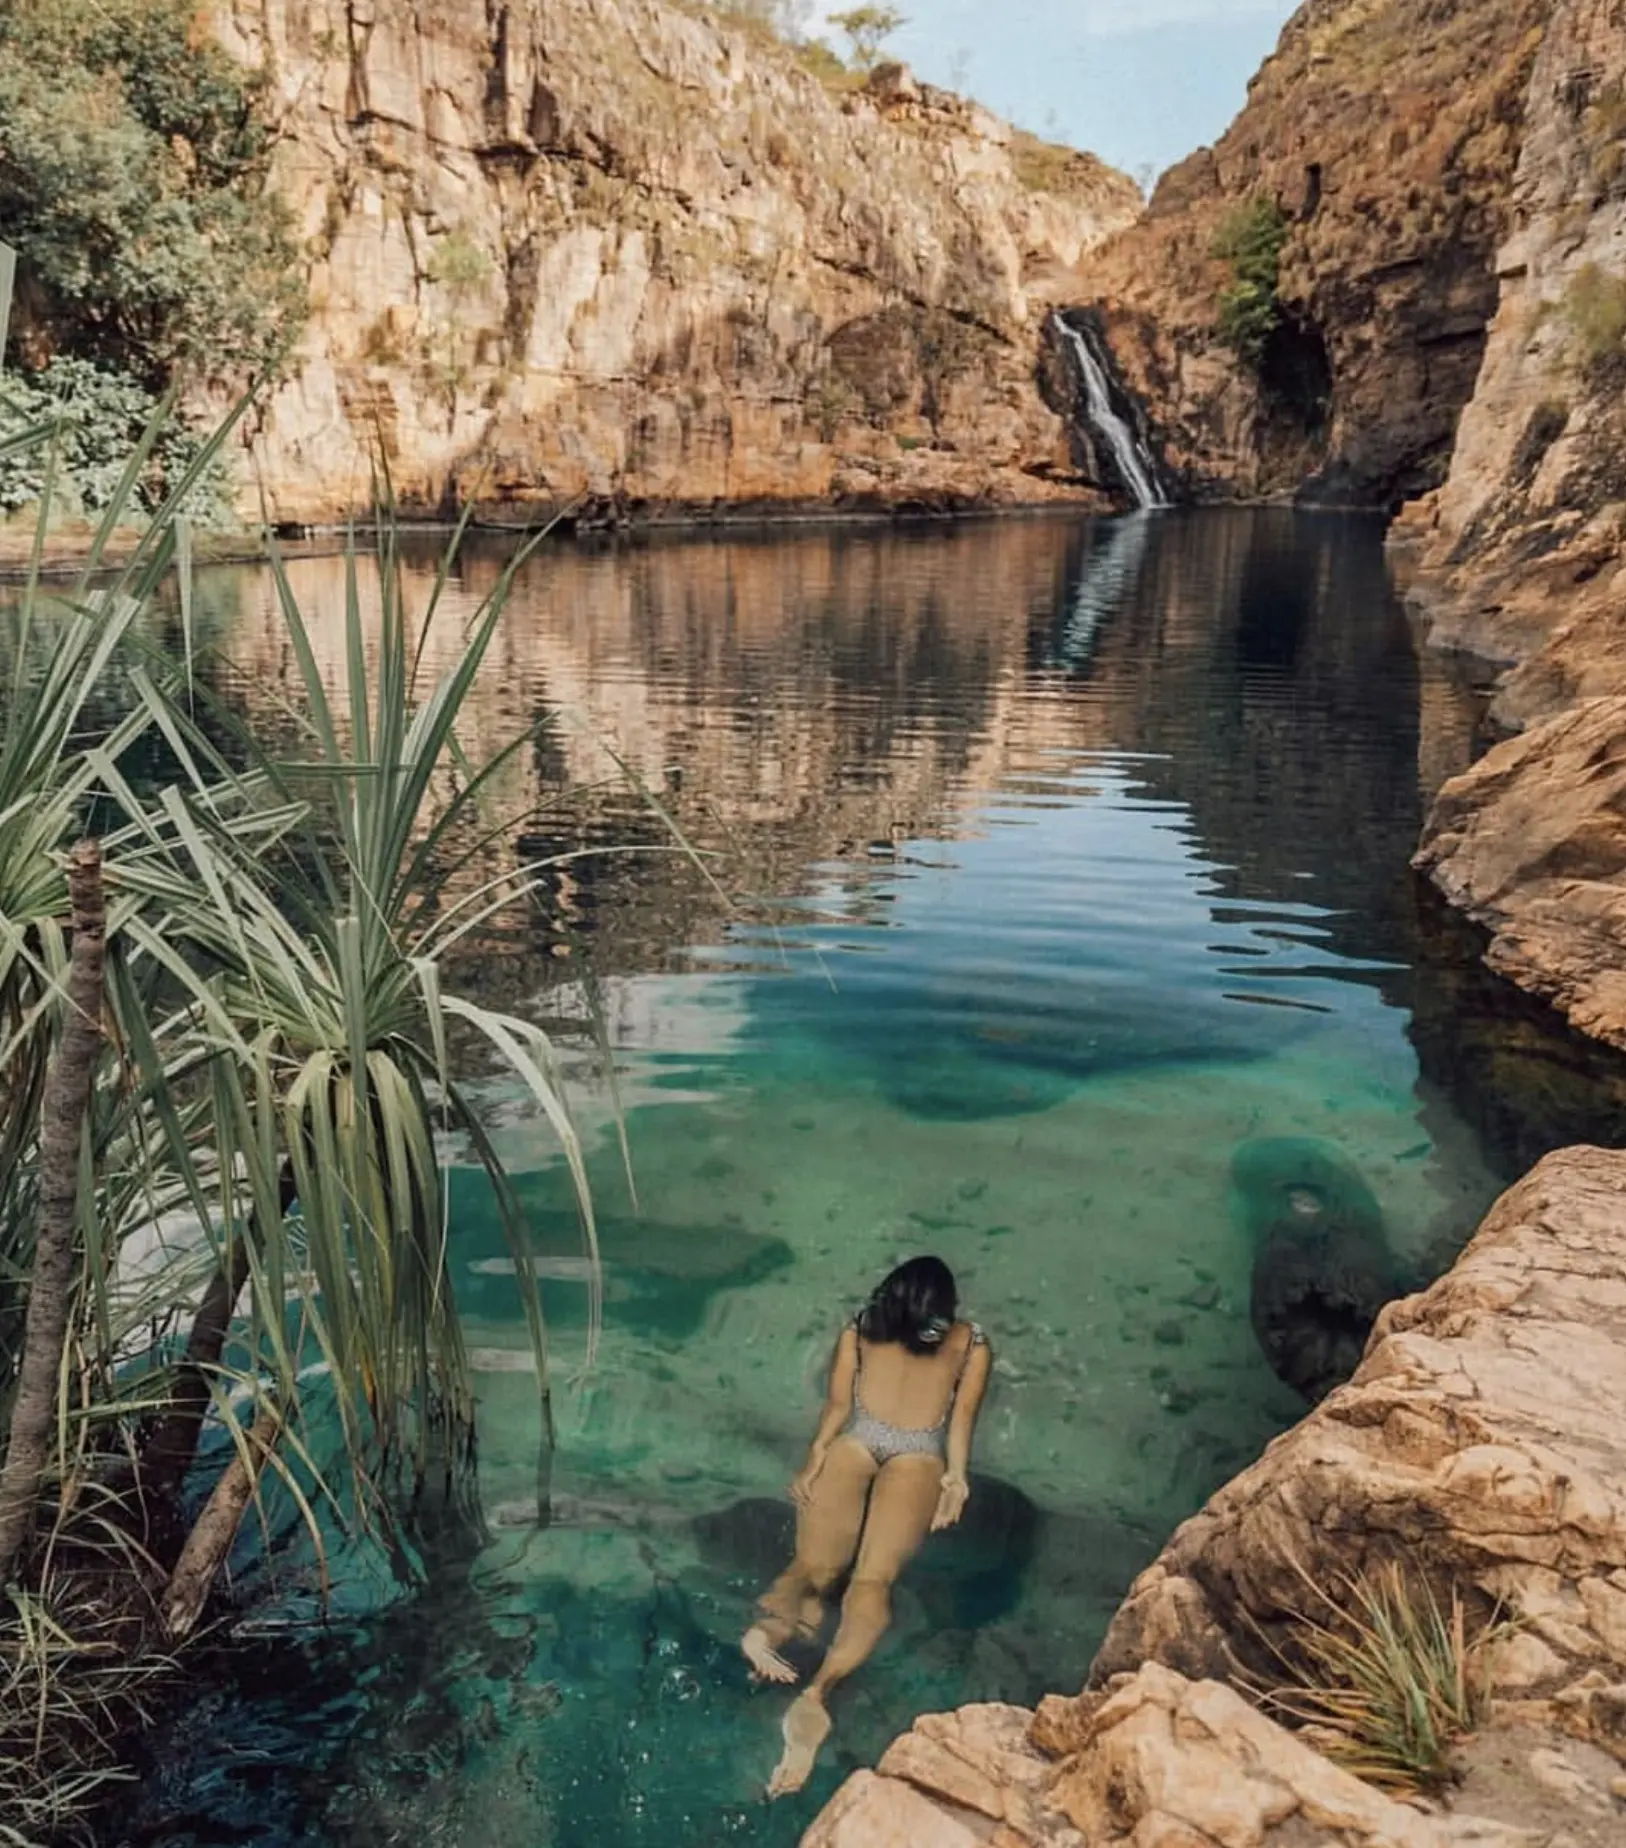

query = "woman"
[[742, 1255, 992, 1798]]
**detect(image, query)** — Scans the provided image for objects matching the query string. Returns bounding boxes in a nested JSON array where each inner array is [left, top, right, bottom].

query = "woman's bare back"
[[852, 1321, 978, 1430]]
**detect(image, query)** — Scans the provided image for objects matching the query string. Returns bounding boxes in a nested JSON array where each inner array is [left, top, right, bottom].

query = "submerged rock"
[[1233, 1136, 1399, 1402], [453, 1178, 795, 1339], [692, 1472, 1039, 1602], [1098, 1146, 1626, 1697]]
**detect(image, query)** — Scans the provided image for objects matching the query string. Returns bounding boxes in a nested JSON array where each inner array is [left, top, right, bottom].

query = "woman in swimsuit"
[[742, 1255, 992, 1797]]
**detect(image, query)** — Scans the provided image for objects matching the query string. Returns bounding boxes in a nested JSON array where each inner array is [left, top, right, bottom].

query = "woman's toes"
[[742, 1626, 800, 1684]]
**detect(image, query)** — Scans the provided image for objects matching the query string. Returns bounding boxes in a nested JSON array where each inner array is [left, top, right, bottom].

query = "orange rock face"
[[1069, 0, 1550, 511], [1395, 0, 1626, 1047], [209, 2, 1141, 526]]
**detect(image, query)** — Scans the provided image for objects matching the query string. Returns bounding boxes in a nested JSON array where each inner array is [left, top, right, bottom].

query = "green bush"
[[712, 0, 812, 35], [796, 37, 851, 84], [1563, 262, 1626, 374], [0, 0, 303, 385], [829, 5, 906, 72], [0, 356, 234, 524], [1212, 197, 1289, 367]]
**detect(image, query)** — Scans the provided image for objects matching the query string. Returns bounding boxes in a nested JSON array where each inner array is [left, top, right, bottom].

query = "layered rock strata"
[[213, 1, 1140, 525], [1071, 0, 1550, 510], [804, 1146, 1626, 1846]]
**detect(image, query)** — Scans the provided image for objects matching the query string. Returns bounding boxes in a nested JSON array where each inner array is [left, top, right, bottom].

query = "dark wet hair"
[[857, 1256, 958, 1355]]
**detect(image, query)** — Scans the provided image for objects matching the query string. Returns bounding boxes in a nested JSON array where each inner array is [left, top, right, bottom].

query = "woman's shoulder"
[[956, 1319, 989, 1348]]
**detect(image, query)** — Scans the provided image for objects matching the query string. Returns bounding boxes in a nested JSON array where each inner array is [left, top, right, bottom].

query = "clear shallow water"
[[125, 509, 1587, 1847]]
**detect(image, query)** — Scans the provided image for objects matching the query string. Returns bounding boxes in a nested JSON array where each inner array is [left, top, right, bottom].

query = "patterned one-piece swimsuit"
[[844, 1321, 986, 1464]]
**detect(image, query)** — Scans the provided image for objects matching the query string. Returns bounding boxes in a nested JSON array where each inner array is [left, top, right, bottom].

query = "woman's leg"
[[767, 1453, 942, 1796], [743, 1437, 876, 1683]]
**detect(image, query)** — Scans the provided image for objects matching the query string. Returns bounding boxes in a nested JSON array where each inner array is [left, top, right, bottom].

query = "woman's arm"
[[932, 1336, 992, 1531], [790, 1325, 858, 1505]]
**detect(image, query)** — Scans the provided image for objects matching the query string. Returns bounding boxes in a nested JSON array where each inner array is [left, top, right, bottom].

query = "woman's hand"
[[789, 1452, 826, 1507], [931, 1469, 969, 1531]]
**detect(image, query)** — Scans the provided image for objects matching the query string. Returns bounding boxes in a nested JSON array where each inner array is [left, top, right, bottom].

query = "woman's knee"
[[805, 1558, 844, 1594], [841, 1574, 892, 1618]]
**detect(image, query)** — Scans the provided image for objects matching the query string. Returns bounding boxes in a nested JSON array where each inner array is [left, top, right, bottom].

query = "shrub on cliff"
[[705, 0, 850, 84], [830, 6, 906, 72], [1212, 198, 1288, 368], [0, 0, 302, 385], [1563, 262, 1626, 382], [712, 0, 814, 36]]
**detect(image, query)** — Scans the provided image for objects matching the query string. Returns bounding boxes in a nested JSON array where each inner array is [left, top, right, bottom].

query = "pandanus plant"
[[107, 517, 604, 1631], [0, 240, 607, 1824], [0, 365, 265, 1586]]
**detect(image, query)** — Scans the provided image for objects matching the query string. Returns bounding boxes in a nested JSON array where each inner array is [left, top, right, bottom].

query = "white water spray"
[[1051, 313, 1167, 510]]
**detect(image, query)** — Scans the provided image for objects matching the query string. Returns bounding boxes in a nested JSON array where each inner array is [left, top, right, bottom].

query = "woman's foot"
[[742, 1624, 798, 1685], [766, 1690, 831, 1797]]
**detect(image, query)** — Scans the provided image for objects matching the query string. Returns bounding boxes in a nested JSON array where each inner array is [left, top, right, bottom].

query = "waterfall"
[[1051, 313, 1167, 511]]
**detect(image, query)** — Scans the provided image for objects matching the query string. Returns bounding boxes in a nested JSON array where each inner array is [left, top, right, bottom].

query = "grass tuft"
[[1254, 1560, 1519, 1793], [1564, 263, 1626, 377], [0, 1577, 174, 1846]]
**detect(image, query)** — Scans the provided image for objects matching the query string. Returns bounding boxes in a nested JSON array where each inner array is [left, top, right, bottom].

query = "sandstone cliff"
[[1396, 0, 1626, 1050], [212, 0, 1140, 525], [1071, 0, 1549, 511], [806, 1148, 1626, 1846]]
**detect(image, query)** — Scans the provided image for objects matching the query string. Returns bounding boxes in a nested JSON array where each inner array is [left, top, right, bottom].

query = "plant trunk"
[[0, 841, 106, 1583], [140, 1161, 295, 1509], [160, 1401, 280, 1641]]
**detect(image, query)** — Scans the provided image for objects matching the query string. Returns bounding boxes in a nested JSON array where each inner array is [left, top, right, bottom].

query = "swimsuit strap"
[[952, 1320, 987, 1385]]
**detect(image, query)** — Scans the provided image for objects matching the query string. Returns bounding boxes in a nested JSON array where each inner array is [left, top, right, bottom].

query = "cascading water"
[[1051, 313, 1168, 511]]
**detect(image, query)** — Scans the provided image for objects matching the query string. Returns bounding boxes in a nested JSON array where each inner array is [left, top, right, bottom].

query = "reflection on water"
[[127, 510, 1619, 1848]]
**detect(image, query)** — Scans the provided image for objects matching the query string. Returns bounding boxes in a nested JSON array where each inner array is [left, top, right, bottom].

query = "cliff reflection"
[[205, 510, 1451, 1009]]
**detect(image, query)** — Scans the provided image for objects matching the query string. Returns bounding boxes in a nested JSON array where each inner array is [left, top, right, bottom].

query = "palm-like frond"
[[102, 517, 602, 1501]]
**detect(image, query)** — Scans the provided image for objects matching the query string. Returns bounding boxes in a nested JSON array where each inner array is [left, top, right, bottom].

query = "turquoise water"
[[129, 509, 1558, 1846]]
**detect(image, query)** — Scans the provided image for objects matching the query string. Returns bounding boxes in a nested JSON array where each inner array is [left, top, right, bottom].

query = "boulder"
[[801, 1667, 1551, 1846], [1233, 1137, 1400, 1402]]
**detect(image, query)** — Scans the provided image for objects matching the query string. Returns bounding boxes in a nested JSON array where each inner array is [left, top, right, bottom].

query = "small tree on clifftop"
[[830, 5, 906, 72]]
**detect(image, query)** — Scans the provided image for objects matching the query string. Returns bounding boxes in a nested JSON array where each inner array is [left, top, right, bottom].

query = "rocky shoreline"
[[804, 1148, 1626, 1845], [1392, 0, 1626, 1055]]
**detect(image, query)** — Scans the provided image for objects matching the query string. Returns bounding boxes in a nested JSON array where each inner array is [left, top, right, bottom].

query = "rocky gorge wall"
[[1394, 0, 1626, 1053], [1073, 0, 1551, 511], [213, 0, 1140, 525]]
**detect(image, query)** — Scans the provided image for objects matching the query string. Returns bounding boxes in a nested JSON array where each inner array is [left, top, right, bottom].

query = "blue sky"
[[814, 0, 1299, 181]]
